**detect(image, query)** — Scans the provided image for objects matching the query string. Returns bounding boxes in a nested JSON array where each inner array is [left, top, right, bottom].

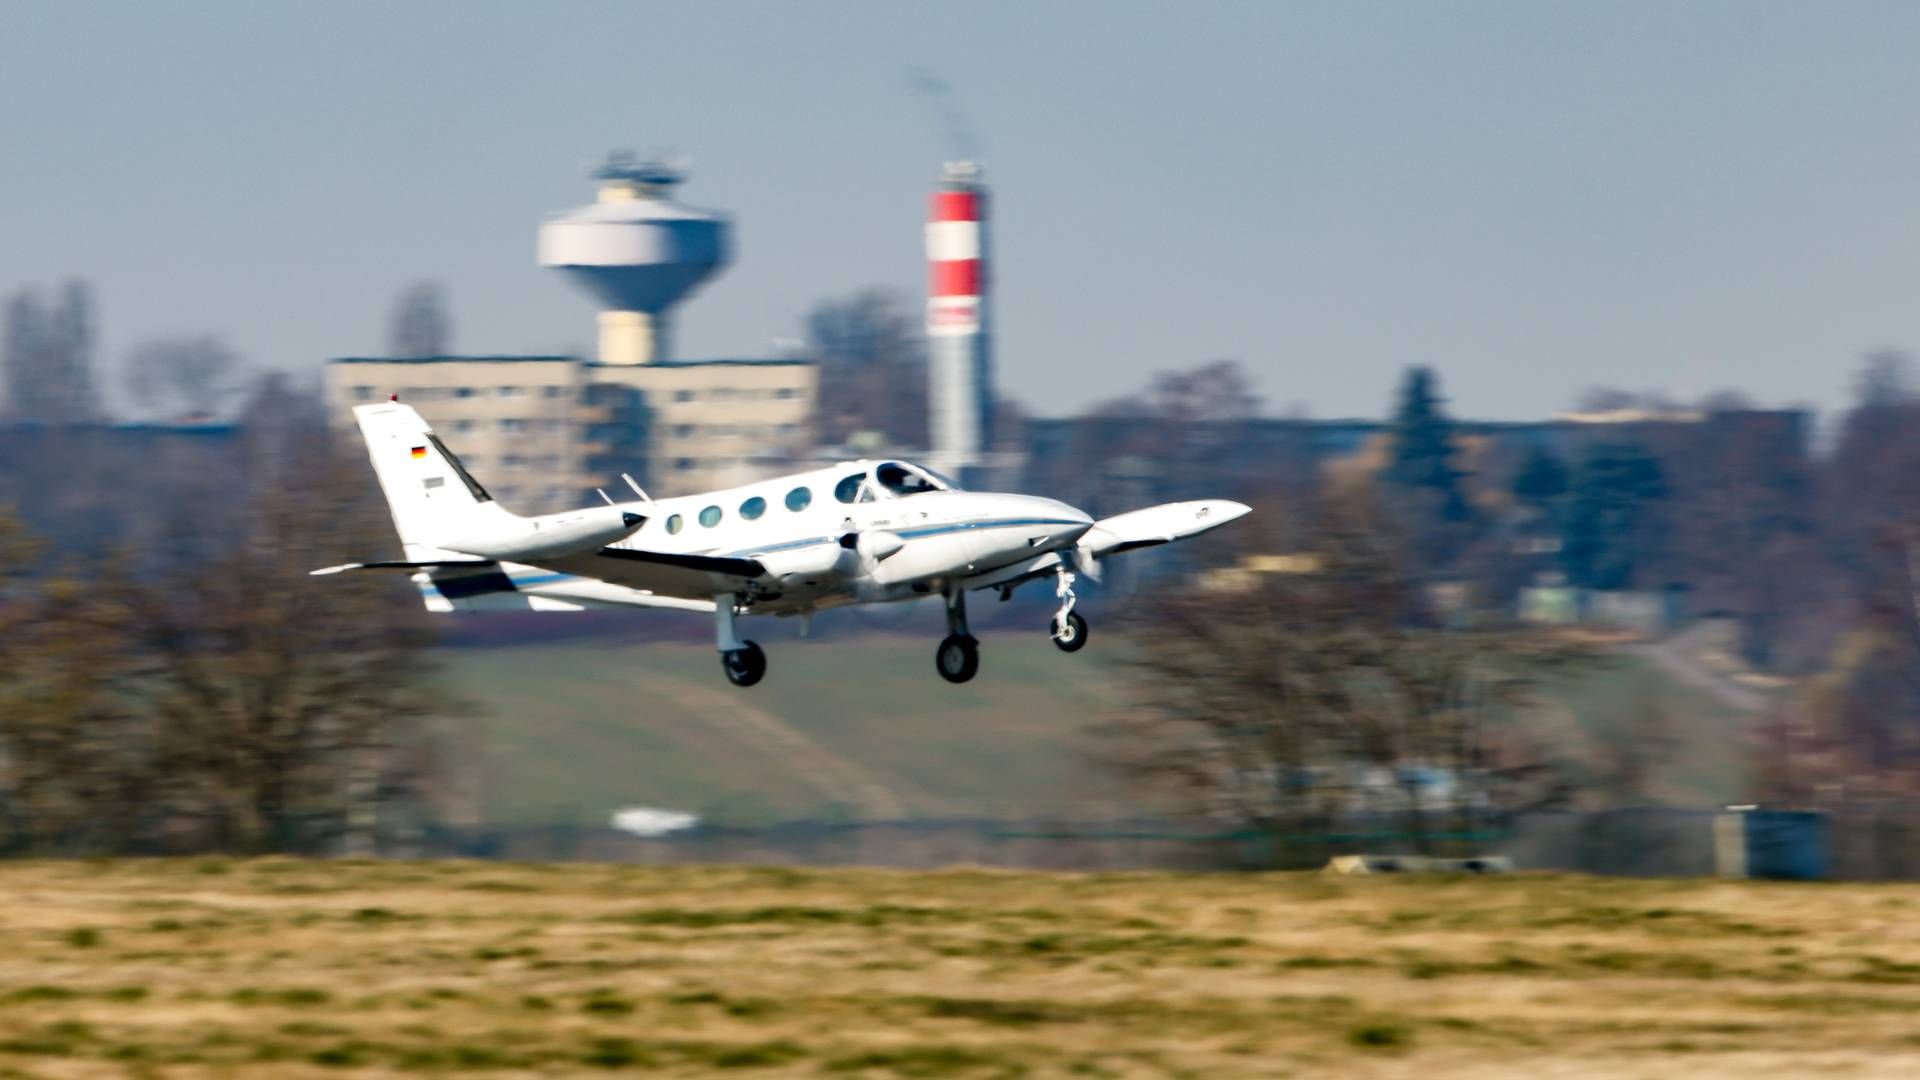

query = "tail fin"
[[352, 401, 514, 554]]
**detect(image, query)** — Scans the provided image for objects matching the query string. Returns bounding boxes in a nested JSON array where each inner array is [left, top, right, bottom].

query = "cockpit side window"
[[875, 461, 943, 497], [833, 473, 866, 504], [920, 465, 964, 492]]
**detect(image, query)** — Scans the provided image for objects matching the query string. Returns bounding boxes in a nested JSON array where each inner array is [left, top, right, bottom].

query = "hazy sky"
[[3, 1, 1918, 420]]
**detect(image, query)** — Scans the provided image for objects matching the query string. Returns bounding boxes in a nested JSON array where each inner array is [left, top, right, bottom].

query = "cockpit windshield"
[[873, 461, 957, 497]]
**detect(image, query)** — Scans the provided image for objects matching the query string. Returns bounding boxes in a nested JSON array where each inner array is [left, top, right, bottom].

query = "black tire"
[[1051, 611, 1089, 653], [721, 641, 767, 687], [935, 634, 980, 684]]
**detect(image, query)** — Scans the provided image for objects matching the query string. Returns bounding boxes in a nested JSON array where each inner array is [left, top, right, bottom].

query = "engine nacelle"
[[758, 543, 853, 585], [858, 530, 905, 563], [443, 506, 646, 562]]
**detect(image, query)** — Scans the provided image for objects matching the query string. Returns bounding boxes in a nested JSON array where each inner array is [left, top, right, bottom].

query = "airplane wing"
[[313, 546, 768, 607], [1079, 500, 1251, 559], [525, 546, 769, 600], [963, 499, 1251, 592]]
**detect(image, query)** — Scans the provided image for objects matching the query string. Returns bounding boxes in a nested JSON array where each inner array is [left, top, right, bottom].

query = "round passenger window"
[[698, 505, 722, 528], [785, 486, 813, 512], [665, 514, 683, 535], [740, 496, 766, 520], [833, 473, 865, 504]]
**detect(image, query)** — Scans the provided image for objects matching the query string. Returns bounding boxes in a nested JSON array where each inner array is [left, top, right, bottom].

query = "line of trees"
[[4, 277, 455, 426], [0, 377, 446, 855], [1083, 354, 1920, 845]]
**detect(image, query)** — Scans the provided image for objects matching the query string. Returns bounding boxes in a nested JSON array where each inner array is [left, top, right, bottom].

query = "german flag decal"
[[410, 445, 428, 459]]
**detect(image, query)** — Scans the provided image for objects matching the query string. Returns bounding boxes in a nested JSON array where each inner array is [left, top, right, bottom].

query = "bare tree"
[[0, 508, 154, 852], [121, 375, 442, 853], [806, 288, 927, 448], [1698, 388, 1756, 413], [1027, 359, 1268, 518], [1095, 490, 1581, 864], [388, 281, 452, 358], [123, 335, 245, 420], [2, 280, 99, 423], [1853, 349, 1914, 409]]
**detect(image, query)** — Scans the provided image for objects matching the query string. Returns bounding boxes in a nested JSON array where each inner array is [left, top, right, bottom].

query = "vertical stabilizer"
[[352, 401, 517, 554]]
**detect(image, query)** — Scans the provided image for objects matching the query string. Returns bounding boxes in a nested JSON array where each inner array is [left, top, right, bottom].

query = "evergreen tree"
[[1387, 367, 1464, 499], [1384, 366, 1474, 568], [1561, 442, 1667, 591], [1512, 446, 1569, 509]]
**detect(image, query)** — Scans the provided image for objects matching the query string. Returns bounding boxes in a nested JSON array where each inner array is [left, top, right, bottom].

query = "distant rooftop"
[[328, 355, 576, 365], [0, 419, 236, 436], [329, 355, 810, 368], [585, 357, 811, 369], [1555, 407, 1707, 425]]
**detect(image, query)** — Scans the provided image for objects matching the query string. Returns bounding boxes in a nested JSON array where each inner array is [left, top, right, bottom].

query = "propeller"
[[838, 528, 905, 575]]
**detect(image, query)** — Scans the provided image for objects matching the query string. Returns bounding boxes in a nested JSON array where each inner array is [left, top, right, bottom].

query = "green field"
[[436, 632, 1760, 830], [0, 860, 1913, 1078]]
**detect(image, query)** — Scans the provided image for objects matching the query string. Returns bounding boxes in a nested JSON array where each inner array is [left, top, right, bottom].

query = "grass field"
[[0, 860, 1914, 1078], [436, 632, 1758, 829], [436, 632, 1129, 827]]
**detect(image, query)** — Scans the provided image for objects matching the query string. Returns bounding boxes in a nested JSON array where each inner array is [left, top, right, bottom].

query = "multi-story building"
[[325, 354, 816, 509], [584, 358, 814, 495]]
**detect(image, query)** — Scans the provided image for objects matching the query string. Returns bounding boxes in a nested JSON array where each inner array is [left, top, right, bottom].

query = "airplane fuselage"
[[330, 401, 1249, 686], [463, 460, 1093, 616]]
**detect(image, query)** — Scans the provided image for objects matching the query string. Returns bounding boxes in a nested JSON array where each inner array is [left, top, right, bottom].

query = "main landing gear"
[[1050, 569, 1089, 653], [714, 594, 766, 687], [936, 587, 980, 684]]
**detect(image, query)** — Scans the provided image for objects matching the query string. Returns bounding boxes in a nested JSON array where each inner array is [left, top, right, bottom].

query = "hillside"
[[434, 628, 1763, 830], [0, 860, 1913, 1077]]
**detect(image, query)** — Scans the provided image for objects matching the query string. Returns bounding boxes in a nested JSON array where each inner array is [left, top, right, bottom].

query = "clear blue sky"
[[3, 1, 1917, 420]]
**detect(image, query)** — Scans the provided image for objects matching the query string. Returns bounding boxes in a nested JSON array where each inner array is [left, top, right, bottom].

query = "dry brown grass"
[[0, 860, 1916, 1077]]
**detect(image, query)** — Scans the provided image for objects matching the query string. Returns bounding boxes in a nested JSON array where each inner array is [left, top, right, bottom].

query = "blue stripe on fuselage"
[[727, 517, 1082, 556]]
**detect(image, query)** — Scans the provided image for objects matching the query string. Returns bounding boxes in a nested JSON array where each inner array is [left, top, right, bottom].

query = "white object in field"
[[610, 807, 700, 837]]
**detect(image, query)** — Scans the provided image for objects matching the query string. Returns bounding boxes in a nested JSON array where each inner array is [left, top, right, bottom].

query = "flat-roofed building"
[[325, 354, 816, 509], [586, 358, 814, 495]]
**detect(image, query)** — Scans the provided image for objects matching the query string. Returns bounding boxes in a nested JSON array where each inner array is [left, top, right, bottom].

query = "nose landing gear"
[[936, 587, 980, 683], [1050, 570, 1089, 653]]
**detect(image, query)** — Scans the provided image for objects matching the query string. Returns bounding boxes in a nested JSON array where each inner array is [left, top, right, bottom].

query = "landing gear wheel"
[[721, 641, 767, 687], [935, 634, 980, 684], [1052, 611, 1089, 653]]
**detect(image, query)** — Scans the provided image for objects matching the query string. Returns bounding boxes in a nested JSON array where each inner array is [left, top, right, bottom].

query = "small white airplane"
[[316, 401, 1250, 686]]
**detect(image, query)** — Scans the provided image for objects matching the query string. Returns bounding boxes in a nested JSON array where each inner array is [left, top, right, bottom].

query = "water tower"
[[539, 152, 731, 364]]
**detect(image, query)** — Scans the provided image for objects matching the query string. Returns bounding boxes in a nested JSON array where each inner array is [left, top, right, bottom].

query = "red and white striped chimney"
[[926, 162, 991, 473]]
